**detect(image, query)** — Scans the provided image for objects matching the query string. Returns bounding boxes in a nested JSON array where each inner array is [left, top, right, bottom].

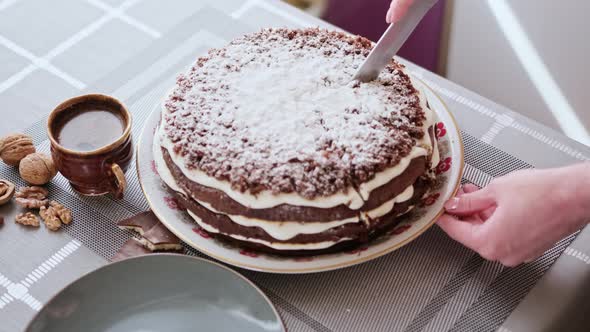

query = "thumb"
[[444, 186, 496, 216]]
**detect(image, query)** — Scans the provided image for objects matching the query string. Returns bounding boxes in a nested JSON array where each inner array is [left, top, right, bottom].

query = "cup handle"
[[110, 163, 127, 199]]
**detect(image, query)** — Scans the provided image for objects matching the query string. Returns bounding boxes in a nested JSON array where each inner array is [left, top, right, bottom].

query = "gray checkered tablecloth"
[[1, 1, 589, 331]]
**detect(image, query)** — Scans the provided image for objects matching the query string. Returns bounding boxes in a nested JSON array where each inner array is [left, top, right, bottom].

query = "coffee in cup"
[[47, 94, 133, 198]]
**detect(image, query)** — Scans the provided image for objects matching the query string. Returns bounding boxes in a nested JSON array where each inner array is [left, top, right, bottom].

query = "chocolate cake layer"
[[163, 148, 427, 221], [213, 234, 362, 257], [361, 156, 427, 211], [172, 177, 427, 247], [193, 187, 427, 256]]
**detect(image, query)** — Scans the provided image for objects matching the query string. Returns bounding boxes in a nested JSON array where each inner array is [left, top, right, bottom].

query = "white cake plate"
[[136, 79, 463, 273]]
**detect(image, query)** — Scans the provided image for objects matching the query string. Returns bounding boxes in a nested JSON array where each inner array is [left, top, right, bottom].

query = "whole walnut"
[[0, 134, 36, 166], [19, 153, 57, 185]]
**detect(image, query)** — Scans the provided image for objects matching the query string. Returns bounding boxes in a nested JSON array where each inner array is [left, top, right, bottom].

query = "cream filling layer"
[[360, 185, 414, 223], [196, 199, 359, 241], [153, 131, 184, 193], [187, 210, 352, 250], [357, 147, 427, 199], [154, 134, 414, 241]]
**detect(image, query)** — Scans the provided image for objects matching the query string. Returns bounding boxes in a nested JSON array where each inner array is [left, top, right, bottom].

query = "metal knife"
[[353, 0, 439, 82]]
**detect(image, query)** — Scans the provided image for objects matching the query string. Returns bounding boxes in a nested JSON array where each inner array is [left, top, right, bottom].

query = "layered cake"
[[153, 28, 440, 255]]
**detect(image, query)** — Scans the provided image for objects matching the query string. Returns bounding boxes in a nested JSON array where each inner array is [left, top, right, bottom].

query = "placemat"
[[1, 1, 589, 331]]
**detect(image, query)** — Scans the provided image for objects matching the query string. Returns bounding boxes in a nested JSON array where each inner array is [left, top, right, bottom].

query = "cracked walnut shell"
[[15, 186, 49, 209], [0, 134, 36, 166], [0, 179, 15, 205], [19, 153, 57, 185], [15, 212, 40, 227]]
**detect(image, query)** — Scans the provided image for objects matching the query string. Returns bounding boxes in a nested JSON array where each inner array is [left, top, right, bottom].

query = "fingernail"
[[444, 198, 460, 210]]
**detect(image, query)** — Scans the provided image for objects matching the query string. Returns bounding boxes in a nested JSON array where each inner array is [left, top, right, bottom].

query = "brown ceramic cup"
[[47, 94, 133, 199]]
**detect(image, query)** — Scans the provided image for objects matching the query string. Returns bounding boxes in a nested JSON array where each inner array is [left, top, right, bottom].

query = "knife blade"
[[353, 0, 438, 82]]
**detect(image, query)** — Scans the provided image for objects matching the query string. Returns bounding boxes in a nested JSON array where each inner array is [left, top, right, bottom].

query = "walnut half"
[[49, 201, 72, 224], [15, 212, 40, 227], [39, 201, 73, 231], [15, 186, 48, 209], [40, 206, 61, 231]]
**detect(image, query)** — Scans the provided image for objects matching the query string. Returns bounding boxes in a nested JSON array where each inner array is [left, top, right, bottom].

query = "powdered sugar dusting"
[[163, 28, 426, 198]]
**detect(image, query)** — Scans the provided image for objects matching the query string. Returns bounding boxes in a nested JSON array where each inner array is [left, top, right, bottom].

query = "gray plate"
[[26, 254, 285, 332]]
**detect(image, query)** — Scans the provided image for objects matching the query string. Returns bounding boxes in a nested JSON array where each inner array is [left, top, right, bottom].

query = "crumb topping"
[[163, 28, 426, 198]]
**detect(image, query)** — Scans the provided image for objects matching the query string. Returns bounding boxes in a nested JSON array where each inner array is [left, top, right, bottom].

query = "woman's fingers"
[[437, 214, 483, 252], [455, 186, 466, 196], [444, 186, 496, 216], [460, 184, 495, 220], [386, 2, 395, 23], [386, 0, 415, 23], [440, 165, 590, 267], [462, 183, 480, 194]]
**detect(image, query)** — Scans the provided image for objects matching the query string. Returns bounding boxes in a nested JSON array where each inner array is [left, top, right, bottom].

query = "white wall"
[[445, 0, 590, 146]]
